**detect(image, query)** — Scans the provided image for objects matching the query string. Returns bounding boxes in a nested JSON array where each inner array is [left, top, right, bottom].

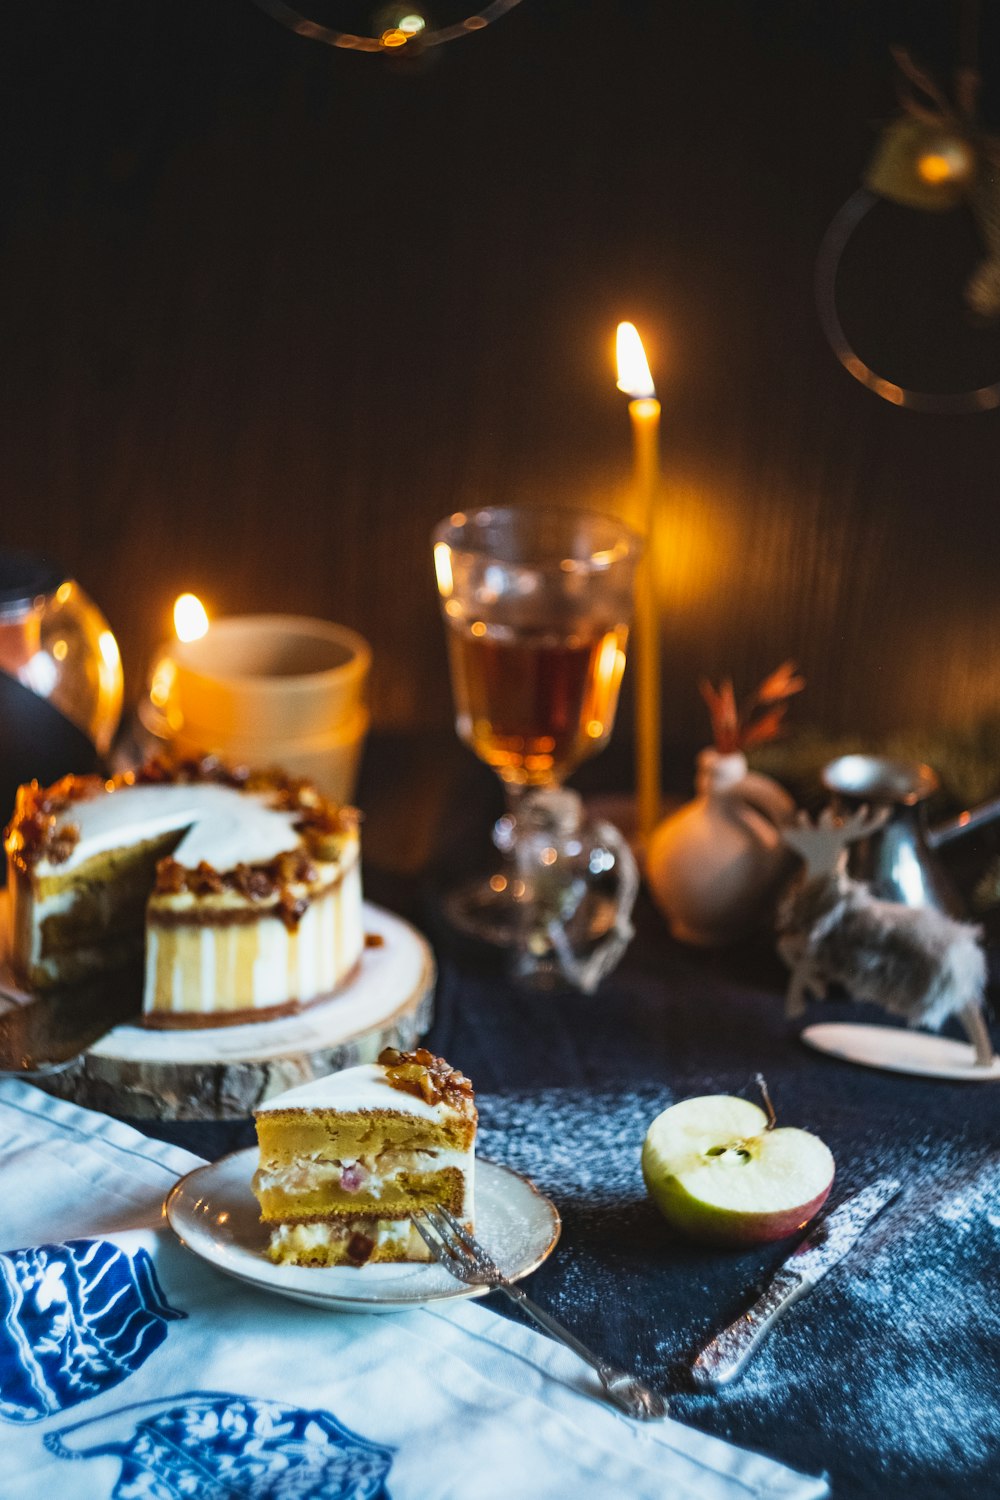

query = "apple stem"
[[755, 1073, 778, 1131]]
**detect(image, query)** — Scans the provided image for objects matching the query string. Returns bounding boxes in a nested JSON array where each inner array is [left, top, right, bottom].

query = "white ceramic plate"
[[165, 1152, 561, 1311], [802, 1022, 1000, 1082]]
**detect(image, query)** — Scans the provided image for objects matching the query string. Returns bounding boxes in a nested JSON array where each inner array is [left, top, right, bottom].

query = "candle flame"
[[174, 593, 209, 642], [616, 322, 656, 399]]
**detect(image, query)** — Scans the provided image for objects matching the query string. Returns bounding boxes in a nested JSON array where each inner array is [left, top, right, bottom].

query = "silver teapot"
[[822, 754, 1000, 916]]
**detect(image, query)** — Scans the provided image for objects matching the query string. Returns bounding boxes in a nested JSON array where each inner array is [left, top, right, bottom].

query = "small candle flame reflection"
[[174, 593, 209, 642], [433, 542, 454, 598]]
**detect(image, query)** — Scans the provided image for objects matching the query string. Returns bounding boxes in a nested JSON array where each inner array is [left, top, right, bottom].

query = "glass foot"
[[441, 873, 524, 948], [441, 789, 640, 990]]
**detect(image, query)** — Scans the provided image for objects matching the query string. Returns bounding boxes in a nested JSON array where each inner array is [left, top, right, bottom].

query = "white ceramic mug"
[[144, 615, 370, 803]]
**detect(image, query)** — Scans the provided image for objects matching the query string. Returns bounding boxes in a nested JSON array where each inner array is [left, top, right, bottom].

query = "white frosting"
[[39, 782, 302, 876], [143, 863, 363, 1014], [257, 1060, 468, 1122]]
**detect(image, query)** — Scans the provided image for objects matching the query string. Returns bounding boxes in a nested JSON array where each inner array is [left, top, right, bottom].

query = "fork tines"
[[413, 1206, 504, 1286]]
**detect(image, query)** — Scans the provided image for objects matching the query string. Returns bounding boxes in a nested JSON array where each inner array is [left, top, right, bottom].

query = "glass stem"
[[493, 780, 528, 876], [501, 780, 529, 821]]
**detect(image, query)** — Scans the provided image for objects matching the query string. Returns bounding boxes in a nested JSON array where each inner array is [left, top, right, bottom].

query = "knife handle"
[[691, 1269, 807, 1389]]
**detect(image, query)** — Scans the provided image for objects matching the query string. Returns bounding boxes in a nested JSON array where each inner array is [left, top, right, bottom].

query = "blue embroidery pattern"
[[45, 1391, 394, 1499], [0, 1239, 185, 1424]]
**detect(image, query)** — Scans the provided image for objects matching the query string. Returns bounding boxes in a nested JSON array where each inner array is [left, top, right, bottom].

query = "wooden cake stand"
[[0, 901, 435, 1121]]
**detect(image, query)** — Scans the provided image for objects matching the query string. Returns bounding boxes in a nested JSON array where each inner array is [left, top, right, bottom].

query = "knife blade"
[[690, 1176, 902, 1389]]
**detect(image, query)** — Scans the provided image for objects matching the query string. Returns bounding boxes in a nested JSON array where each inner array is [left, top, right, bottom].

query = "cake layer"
[[254, 1106, 473, 1218], [256, 1113, 468, 1160], [9, 835, 181, 988]]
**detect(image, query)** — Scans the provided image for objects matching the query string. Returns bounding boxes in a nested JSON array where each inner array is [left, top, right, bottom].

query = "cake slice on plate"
[[252, 1048, 476, 1266]]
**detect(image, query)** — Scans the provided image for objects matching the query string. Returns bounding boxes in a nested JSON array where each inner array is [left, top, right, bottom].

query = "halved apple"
[[641, 1095, 834, 1247]]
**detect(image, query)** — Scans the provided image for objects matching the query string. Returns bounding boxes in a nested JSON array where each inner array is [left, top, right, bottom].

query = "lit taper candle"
[[616, 321, 661, 844]]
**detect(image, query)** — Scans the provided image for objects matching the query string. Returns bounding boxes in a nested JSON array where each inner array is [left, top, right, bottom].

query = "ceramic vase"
[[645, 748, 796, 946]]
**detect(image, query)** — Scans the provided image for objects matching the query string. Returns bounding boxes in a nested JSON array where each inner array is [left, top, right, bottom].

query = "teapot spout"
[[926, 793, 1000, 849]]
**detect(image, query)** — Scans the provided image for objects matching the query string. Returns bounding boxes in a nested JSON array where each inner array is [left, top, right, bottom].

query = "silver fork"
[[413, 1205, 668, 1421]]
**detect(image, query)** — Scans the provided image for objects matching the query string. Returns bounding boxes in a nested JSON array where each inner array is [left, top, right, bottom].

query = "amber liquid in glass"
[[446, 619, 628, 785]]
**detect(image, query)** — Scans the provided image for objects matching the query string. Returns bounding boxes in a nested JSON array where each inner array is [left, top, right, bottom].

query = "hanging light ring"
[[816, 186, 1000, 414], [248, 0, 524, 52]]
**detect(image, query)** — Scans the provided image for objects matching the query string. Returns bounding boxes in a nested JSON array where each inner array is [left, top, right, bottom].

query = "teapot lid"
[[822, 753, 939, 806], [0, 549, 64, 617]]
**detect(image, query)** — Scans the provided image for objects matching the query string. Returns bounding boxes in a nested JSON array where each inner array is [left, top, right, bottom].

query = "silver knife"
[[691, 1176, 902, 1389]]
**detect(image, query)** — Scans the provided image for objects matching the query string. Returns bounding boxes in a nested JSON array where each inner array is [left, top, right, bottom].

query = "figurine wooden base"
[[0, 901, 435, 1120], [801, 1022, 1000, 1082]]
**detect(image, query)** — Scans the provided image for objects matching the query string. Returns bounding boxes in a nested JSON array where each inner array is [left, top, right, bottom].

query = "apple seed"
[[705, 1141, 755, 1163]]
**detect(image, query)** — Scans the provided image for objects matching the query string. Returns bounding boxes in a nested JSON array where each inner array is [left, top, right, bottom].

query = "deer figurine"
[[777, 806, 995, 1067]]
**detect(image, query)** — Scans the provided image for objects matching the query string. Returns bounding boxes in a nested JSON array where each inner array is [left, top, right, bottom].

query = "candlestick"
[[629, 396, 662, 843], [616, 323, 662, 845]]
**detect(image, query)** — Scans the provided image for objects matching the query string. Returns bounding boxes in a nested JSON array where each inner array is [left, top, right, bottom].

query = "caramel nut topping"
[[188, 860, 225, 896], [277, 891, 308, 931], [232, 864, 276, 902], [377, 1047, 475, 1110], [155, 858, 187, 895], [2, 772, 102, 868], [152, 852, 327, 925], [134, 753, 356, 836], [345, 1231, 376, 1266], [275, 849, 319, 885], [11, 756, 357, 919], [47, 825, 82, 866]]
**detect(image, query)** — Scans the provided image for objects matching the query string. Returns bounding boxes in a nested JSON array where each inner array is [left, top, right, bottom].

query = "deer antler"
[[834, 805, 890, 843], [782, 805, 889, 878]]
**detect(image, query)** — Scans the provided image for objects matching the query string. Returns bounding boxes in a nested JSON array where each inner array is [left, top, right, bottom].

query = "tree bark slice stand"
[[2, 902, 435, 1121]]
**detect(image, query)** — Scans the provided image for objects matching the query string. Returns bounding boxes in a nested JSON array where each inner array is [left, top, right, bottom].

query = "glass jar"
[[0, 551, 123, 757]]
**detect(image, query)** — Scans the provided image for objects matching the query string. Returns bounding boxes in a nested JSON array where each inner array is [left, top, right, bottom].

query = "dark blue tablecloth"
[[139, 757, 1000, 1500], [433, 904, 1000, 1500]]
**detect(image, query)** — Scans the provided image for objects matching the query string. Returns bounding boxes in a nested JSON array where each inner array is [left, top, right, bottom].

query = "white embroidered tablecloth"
[[0, 1080, 828, 1499]]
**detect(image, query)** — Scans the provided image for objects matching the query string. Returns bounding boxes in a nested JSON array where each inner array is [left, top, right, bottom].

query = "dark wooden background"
[[3, 0, 1000, 778]]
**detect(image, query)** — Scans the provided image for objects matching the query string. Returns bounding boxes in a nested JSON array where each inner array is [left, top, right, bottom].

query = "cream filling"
[[18, 884, 78, 967], [269, 1219, 416, 1252], [254, 1147, 473, 1201]]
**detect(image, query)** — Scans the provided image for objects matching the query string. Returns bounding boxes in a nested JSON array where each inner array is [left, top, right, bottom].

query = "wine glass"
[[432, 505, 641, 986]]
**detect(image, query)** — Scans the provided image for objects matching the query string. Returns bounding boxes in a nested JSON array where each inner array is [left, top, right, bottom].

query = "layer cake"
[[4, 757, 362, 1027], [253, 1048, 476, 1265]]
